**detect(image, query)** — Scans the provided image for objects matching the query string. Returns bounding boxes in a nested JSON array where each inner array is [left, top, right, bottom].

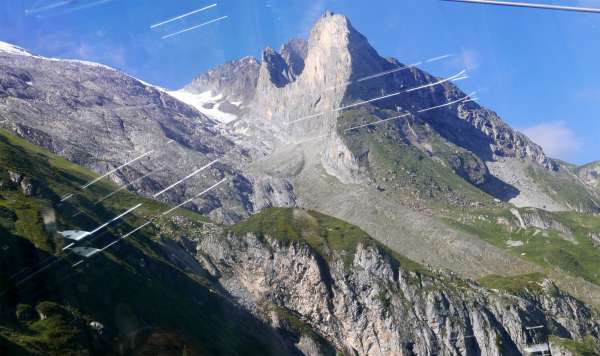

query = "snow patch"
[[167, 89, 238, 124], [0, 41, 236, 122], [0, 41, 114, 70], [0, 41, 33, 56], [0, 41, 170, 92]]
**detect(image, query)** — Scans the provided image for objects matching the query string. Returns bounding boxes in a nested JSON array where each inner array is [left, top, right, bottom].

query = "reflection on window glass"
[[1, 1, 600, 355]]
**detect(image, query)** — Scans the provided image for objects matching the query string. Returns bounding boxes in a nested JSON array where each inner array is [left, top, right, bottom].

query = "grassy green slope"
[[2, 127, 598, 354], [0, 129, 291, 355], [526, 164, 600, 213], [337, 108, 496, 208], [335, 108, 600, 298], [229, 207, 428, 273], [442, 206, 600, 288]]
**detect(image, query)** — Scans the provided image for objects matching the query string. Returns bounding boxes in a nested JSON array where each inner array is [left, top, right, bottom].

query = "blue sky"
[[0, 0, 599, 164]]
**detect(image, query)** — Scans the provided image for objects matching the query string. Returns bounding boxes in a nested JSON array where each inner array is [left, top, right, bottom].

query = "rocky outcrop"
[[183, 11, 577, 211], [578, 162, 600, 189], [182, 220, 600, 355], [320, 135, 367, 185], [589, 232, 600, 248], [252, 12, 374, 134], [250, 175, 297, 211], [0, 168, 46, 197], [184, 56, 260, 104], [280, 38, 308, 80], [510, 208, 576, 242]]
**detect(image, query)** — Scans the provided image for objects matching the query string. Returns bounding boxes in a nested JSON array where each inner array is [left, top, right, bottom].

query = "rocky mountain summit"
[[185, 11, 599, 213]]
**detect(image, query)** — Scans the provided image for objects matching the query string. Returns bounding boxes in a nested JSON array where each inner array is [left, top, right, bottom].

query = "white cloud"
[[521, 121, 582, 161]]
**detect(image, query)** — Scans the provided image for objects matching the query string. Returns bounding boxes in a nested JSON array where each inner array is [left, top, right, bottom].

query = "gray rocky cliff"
[[184, 11, 574, 211], [280, 38, 308, 80], [162, 213, 600, 356], [578, 162, 600, 190], [184, 55, 261, 104], [0, 45, 256, 223], [238, 12, 554, 169]]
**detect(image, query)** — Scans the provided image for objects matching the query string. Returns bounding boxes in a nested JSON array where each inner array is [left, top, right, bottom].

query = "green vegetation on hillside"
[[1, 126, 598, 354], [550, 335, 600, 356], [337, 109, 494, 207], [0, 129, 291, 355], [444, 207, 600, 287], [526, 164, 599, 213], [229, 207, 428, 274], [478, 273, 546, 295]]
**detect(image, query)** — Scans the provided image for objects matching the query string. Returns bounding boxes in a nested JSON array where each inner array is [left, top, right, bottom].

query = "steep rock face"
[[245, 12, 554, 170], [578, 162, 600, 190], [183, 12, 580, 212], [249, 12, 387, 182], [250, 175, 297, 211], [280, 38, 308, 80], [509, 208, 576, 242], [184, 56, 260, 104], [182, 217, 600, 356], [0, 44, 255, 223], [252, 13, 376, 134]]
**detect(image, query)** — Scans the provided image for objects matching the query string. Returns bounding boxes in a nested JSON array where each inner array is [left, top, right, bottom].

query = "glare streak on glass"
[[71, 178, 227, 267], [425, 54, 453, 63], [355, 62, 422, 82], [60, 193, 74, 202], [72, 260, 85, 268], [162, 16, 229, 39], [30, 0, 116, 17], [152, 160, 218, 198], [95, 165, 165, 204], [321, 54, 453, 95], [344, 113, 411, 132], [334, 69, 466, 111], [14, 257, 65, 286], [25, 0, 73, 14], [417, 92, 476, 113], [81, 150, 154, 189], [150, 3, 218, 29], [440, 0, 600, 13], [403, 69, 466, 93], [71, 221, 151, 267], [344, 93, 476, 132], [286, 113, 324, 125], [62, 203, 143, 250], [160, 178, 227, 216], [286, 69, 467, 125]]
